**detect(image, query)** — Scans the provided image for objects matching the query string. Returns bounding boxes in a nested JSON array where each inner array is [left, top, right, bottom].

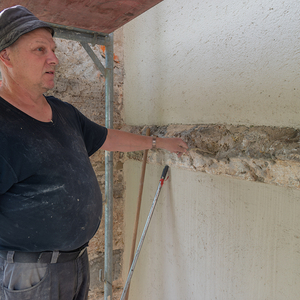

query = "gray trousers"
[[0, 250, 90, 300]]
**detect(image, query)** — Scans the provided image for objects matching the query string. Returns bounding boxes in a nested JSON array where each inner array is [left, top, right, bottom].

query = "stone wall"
[[124, 124, 300, 190]]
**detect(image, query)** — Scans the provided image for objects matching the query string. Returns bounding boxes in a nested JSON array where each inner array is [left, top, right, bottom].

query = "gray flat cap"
[[0, 5, 54, 52]]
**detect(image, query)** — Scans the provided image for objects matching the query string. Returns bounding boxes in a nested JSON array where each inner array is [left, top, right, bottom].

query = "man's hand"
[[156, 137, 188, 157]]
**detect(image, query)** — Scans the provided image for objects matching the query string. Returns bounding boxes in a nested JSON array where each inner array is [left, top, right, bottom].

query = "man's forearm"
[[101, 129, 188, 156]]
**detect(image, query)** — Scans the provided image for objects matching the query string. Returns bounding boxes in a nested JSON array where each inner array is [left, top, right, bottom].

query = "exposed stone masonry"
[[124, 124, 300, 190]]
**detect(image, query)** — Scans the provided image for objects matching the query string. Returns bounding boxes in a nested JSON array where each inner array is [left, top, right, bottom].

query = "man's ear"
[[0, 49, 13, 68]]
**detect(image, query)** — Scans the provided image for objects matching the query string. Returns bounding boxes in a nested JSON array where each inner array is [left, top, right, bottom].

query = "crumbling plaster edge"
[[122, 124, 300, 191]]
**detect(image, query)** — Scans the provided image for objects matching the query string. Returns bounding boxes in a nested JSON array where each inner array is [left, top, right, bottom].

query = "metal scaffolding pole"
[[104, 32, 114, 300]]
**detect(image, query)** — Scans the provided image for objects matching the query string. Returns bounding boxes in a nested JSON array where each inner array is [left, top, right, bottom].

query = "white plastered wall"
[[122, 1, 300, 299], [123, 0, 300, 127], [124, 162, 300, 299]]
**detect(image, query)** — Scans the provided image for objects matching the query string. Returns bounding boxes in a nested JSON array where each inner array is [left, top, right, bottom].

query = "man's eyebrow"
[[33, 40, 57, 49], [33, 40, 47, 44]]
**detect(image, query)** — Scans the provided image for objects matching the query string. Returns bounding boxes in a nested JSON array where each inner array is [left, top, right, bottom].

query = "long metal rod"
[[120, 166, 169, 300], [104, 32, 114, 300]]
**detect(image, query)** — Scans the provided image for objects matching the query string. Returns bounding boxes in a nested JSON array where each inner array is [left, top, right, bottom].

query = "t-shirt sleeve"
[[0, 155, 17, 194], [75, 109, 108, 156]]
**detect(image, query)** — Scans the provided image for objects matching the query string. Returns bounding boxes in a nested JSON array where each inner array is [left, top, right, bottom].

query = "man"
[[0, 5, 188, 300]]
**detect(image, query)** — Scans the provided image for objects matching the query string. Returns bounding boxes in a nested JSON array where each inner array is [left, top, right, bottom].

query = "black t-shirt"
[[0, 96, 107, 252]]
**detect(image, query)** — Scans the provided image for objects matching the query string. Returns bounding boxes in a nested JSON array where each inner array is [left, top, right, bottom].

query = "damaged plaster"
[[123, 124, 300, 190]]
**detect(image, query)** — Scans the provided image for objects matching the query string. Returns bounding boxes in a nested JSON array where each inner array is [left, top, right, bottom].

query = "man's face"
[[6, 28, 58, 93]]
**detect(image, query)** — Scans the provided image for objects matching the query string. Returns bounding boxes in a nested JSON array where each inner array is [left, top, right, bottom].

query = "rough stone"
[[89, 249, 123, 291], [123, 124, 300, 190]]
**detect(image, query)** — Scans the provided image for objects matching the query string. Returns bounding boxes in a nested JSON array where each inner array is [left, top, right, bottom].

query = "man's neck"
[[0, 81, 53, 123], [0, 78, 46, 105]]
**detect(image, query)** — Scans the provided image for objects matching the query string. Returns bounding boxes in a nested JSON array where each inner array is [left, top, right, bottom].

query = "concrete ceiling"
[[0, 0, 163, 33]]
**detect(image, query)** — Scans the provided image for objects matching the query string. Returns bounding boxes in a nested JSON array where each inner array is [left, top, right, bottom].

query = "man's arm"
[[101, 129, 188, 156]]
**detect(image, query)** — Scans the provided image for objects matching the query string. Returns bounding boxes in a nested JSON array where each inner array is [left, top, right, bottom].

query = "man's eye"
[[37, 47, 44, 52]]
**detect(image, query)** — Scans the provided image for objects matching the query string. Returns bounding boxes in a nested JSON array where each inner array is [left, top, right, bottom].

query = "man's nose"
[[47, 51, 59, 66]]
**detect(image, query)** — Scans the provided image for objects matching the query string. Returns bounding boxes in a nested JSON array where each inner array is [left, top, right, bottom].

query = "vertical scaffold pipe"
[[104, 32, 114, 300]]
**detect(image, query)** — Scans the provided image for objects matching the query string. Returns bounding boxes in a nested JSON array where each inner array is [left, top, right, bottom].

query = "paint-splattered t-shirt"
[[0, 96, 107, 252]]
